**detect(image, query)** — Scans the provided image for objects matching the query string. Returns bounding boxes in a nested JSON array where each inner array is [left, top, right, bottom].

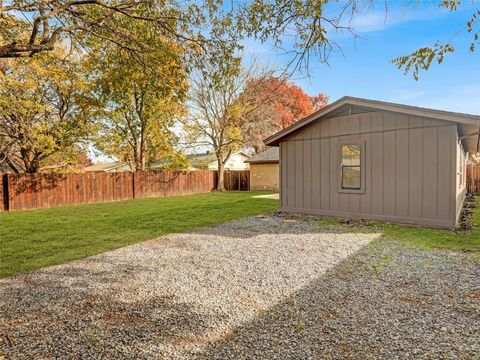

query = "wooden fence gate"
[[224, 170, 250, 191], [467, 164, 480, 194]]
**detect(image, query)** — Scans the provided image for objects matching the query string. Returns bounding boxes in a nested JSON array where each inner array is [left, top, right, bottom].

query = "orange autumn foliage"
[[252, 77, 328, 129], [243, 77, 328, 151]]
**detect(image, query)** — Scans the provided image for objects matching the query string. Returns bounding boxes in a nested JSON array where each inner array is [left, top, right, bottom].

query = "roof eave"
[[244, 159, 279, 164]]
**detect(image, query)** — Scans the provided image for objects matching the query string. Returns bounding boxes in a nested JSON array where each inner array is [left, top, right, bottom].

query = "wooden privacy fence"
[[0, 170, 249, 211], [467, 164, 480, 194]]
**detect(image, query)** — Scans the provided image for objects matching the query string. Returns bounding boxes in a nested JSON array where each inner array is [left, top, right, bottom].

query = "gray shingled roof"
[[245, 147, 279, 163]]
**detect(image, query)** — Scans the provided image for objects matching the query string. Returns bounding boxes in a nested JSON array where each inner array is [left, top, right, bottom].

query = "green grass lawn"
[[0, 191, 278, 278], [318, 197, 480, 255]]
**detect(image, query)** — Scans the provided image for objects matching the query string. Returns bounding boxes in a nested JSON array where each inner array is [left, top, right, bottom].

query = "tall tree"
[[0, 49, 92, 173], [242, 77, 328, 152], [182, 57, 273, 190], [244, 77, 328, 152], [89, 18, 189, 171]]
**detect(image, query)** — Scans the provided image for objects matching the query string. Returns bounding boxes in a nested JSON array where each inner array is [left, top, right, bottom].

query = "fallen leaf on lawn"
[[465, 293, 480, 299], [295, 321, 305, 333]]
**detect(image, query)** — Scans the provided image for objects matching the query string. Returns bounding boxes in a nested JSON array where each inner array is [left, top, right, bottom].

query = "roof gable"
[[264, 96, 480, 148], [245, 147, 279, 163]]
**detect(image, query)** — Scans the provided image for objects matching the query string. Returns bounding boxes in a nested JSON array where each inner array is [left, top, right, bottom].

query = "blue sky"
[[244, 1, 480, 114]]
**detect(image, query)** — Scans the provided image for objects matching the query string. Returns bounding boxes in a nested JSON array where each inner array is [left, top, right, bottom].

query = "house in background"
[[244, 147, 279, 191], [88, 151, 251, 173], [151, 151, 251, 171], [84, 162, 131, 173], [266, 96, 480, 229], [193, 151, 250, 171]]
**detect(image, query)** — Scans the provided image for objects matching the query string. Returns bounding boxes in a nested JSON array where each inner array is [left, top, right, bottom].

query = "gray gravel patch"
[[0, 214, 478, 359]]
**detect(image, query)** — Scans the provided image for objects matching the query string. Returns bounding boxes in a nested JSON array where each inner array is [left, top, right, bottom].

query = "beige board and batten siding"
[[280, 110, 458, 228]]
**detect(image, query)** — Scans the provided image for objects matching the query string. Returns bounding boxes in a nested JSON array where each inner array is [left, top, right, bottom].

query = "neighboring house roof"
[[188, 152, 217, 168], [244, 147, 279, 164], [264, 96, 480, 153], [84, 162, 129, 172], [149, 152, 217, 170], [189, 151, 250, 169], [205, 151, 251, 170], [149, 151, 251, 170]]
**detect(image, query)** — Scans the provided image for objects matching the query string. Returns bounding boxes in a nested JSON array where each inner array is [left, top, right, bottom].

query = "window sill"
[[338, 188, 365, 194]]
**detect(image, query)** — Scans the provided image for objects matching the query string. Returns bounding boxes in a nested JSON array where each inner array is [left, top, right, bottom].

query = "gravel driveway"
[[0, 214, 479, 359]]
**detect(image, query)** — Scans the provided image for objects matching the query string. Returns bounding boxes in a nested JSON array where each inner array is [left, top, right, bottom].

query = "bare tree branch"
[[0, 0, 204, 58]]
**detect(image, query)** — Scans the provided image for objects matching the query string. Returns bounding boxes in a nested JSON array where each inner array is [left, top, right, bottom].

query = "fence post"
[[132, 171, 136, 199], [2, 173, 9, 211]]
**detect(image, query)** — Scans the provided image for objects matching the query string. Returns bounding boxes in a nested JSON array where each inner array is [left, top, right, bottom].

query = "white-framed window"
[[338, 141, 365, 193]]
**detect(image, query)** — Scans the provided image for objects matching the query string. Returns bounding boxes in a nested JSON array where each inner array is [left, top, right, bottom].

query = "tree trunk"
[[21, 149, 40, 173], [217, 159, 225, 191], [140, 151, 146, 172], [139, 124, 146, 171], [24, 159, 40, 173]]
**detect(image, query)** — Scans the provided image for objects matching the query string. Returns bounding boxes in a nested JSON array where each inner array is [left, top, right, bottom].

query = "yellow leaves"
[[225, 125, 242, 143], [87, 21, 189, 167], [439, 1, 462, 12], [32, 129, 59, 154], [0, 46, 93, 171], [390, 42, 455, 80]]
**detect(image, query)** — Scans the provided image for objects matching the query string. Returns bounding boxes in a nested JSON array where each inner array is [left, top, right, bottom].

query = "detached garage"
[[244, 147, 279, 191], [265, 97, 480, 228]]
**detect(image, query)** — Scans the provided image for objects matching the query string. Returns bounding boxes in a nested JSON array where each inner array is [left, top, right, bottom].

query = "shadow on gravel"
[[0, 267, 229, 358], [193, 243, 480, 359], [187, 213, 353, 239], [1, 225, 478, 359]]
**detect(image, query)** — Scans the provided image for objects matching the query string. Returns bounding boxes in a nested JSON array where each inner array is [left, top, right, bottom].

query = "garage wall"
[[280, 110, 458, 228], [250, 163, 279, 191]]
